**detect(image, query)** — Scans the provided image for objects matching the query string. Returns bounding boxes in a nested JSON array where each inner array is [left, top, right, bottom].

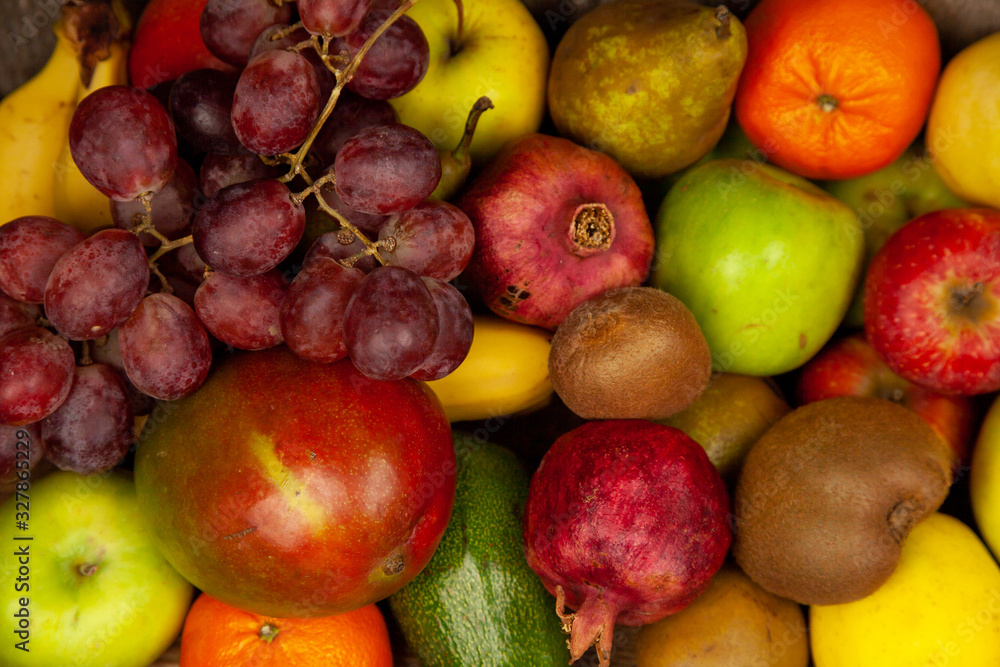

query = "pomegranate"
[[458, 133, 654, 330], [523, 419, 731, 666]]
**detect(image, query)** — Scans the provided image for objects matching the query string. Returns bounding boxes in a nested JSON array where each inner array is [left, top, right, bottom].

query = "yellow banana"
[[426, 316, 553, 422], [53, 39, 129, 234], [0, 22, 80, 223]]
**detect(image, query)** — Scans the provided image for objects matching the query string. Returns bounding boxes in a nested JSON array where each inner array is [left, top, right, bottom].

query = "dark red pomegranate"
[[523, 419, 731, 666]]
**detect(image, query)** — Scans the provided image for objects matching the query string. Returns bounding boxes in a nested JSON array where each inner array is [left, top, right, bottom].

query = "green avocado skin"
[[389, 433, 568, 667]]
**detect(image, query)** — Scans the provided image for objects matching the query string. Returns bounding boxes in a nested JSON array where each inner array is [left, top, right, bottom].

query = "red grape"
[[194, 269, 288, 350], [334, 123, 441, 215], [310, 90, 398, 168], [91, 328, 158, 416], [69, 85, 177, 201], [410, 277, 474, 380], [0, 293, 40, 339], [160, 243, 208, 285], [252, 24, 337, 99], [120, 293, 213, 400], [200, 0, 293, 66], [44, 229, 150, 341], [41, 363, 133, 475], [280, 258, 364, 363], [0, 327, 75, 425], [304, 230, 378, 273], [379, 200, 475, 281], [112, 158, 200, 247], [193, 179, 305, 277], [200, 153, 283, 197], [0, 423, 43, 486], [0, 216, 85, 303], [232, 49, 322, 155], [341, 10, 429, 100], [168, 69, 245, 154], [343, 265, 438, 379], [299, 0, 371, 37]]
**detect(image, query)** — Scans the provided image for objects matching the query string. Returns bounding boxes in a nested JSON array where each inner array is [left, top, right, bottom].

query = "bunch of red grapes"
[[0, 0, 475, 482]]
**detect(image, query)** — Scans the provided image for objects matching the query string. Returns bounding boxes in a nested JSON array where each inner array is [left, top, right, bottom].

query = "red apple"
[[128, 0, 235, 89], [865, 208, 1000, 396], [133, 347, 455, 618], [797, 332, 973, 465]]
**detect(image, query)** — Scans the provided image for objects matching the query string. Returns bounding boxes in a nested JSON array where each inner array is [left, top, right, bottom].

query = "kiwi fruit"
[[732, 396, 952, 606], [548, 286, 712, 420]]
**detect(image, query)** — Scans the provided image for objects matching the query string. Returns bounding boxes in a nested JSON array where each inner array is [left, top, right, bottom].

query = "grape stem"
[[78, 340, 92, 367], [291, 172, 336, 206], [313, 191, 388, 266], [268, 21, 305, 41]]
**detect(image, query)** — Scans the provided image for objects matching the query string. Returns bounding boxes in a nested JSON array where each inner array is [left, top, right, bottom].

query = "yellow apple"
[[810, 513, 1000, 667], [926, 32, 1000, 208], [390, 0, 549, 162], [971, 394, 1000, 558]]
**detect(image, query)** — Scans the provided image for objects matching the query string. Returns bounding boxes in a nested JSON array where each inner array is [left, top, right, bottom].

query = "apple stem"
[[451, 96, 494, 162], [453, 0, 464, 53], [78, 563, 98, 577], [259, 623, 279, 643]]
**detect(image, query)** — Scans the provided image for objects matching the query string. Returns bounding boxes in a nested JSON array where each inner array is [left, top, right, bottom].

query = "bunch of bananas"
[[0, 0, 131, 232]]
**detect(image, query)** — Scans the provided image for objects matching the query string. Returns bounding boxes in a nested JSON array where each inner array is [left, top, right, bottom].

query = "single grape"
[[304, 230, 378, 273], [0, 216, 85, 303], [299, 0, 371, 37], [69, 85, 177, 201], [280, 258, 365, 363], [119, 293, 213, 400], [0, 423, 43, 486], [252, 24, 337, 98], [379, 200, 475, 281], [410, 277, 474, 380], [340, 10, 429, 100], [91, 328, 158, 416], [200, 0, 293, 66], [159, 242, 208, 285], [232, 49, 322, 155], [0, 293, 40, 339], [194, 269, 288, 350], [200, 153, 283, 197], [41, 363, 133, 475], [334, 123, 441, 215], [343, 265, 438, 379], [44, 229, 150, 341], [310, 90, 398, 168], [168, 69, 245, 154], [0, 326, 75, 425], [112, 158, 201, 247], [193, 179, 305, 277]]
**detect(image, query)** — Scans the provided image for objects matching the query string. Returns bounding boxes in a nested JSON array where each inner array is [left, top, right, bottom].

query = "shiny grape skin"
[[44, 229, 150, 341], [280, 258, 365, 363], [199, 153, 283, 197], [91, 328, 158, 416], [199, 0, 293, 66], [343, 265, 438, 380], [340, 10, 429, 100], [168, 69, 244, 154], [304, 230, 377, 273], [0, 327, 75, 426], [310, 90, 398, 168], [112, 158, 201, 248], [0, 293, 40, 339], [69, 85, 177, 201], [0, 422, 43, 486], [299, 0, 371, 38], [232, 49, 322, 156], [0, 216, 85, 303], [194, 179, 305, 277], [194, 269, 288, 350], [41, 363, 134, 475], [380, 200, 475, 281], [334, 123, 442, 215], [410, 277, 474, 381], [119, 293, 213, 401]]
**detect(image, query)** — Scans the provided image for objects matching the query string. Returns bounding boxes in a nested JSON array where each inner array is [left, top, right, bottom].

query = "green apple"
[[0, 470, 193, 667], [652, 159, 864, 376], [390, 0, 549, 162], [823, 145, 968, 327]]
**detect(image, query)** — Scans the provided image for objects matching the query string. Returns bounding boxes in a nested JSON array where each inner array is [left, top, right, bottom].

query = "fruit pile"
[[2, 0, 1000, 665]]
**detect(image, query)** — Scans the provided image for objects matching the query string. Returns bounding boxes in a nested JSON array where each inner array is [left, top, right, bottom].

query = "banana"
[[426, 315, 554, 422], [0, 23, 80, 223]]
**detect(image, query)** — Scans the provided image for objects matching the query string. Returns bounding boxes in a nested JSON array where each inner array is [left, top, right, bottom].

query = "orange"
[[734, 0, 940, 180], [179, 594, 393, 667]]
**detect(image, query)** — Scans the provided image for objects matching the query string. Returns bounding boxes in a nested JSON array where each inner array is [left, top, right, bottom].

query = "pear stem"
[[451, 96, 494, 162]]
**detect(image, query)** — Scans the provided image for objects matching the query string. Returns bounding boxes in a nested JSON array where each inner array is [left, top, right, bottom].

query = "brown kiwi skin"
[[732, 395, 953, 606], [548, 286, 712, 420]]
